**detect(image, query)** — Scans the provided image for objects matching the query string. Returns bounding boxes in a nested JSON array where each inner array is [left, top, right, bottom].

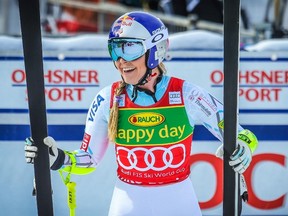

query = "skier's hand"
[[215, 129, 258, 174], [24, 137, 37, 164], [25, 136, 64, 170], [228, 138, 252, 174]]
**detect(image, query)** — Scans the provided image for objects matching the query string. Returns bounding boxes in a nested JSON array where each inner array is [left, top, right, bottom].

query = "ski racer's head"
[[108, 11, 169, 85]]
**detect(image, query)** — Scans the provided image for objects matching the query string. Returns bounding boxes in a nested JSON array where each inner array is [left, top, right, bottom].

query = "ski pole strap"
[[238, 129, 258, 153], [59, 151, 77, 184]]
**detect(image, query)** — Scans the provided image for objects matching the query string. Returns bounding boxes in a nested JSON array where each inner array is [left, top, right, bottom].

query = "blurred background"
[[0, 0, 287, 42], [0, 1, 288, 216]]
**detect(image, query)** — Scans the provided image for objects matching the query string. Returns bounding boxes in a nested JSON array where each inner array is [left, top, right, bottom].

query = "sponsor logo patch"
[[189, 91, 217, 117], [169, 91, 182, 104], [128, 112, 165, 127], [80, 133, 91, 151], [117, 94, 125, 107]]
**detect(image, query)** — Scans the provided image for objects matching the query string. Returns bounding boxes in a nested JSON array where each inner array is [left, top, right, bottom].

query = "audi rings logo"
[[116, 144, 186, 171], [128, 112, 165, 127]]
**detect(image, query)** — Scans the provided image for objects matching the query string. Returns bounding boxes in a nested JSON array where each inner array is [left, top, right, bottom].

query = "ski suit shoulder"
[[182, 80, 243, 142]]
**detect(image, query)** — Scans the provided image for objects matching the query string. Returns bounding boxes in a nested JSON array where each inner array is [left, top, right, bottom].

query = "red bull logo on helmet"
[[119, 15, 134, 26], [112, 15, 135, 37]]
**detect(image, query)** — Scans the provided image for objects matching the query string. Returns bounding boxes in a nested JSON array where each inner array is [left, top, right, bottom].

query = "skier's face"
[[114, 55, 147, 85]]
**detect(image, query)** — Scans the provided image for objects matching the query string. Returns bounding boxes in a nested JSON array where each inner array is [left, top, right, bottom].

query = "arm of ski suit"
[[25, 86, 112, 175], [182, 81, 258, 173], [59, 86, 112, 175]]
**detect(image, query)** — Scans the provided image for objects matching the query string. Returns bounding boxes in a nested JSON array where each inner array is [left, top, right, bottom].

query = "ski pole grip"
[[67, 182, 76, 214]]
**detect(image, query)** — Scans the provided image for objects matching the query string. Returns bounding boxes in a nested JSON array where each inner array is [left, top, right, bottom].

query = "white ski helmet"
[[108, 11, 169, 69]]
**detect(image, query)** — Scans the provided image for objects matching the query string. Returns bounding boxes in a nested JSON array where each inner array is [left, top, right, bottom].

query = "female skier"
[[25, 11, 258, 216]]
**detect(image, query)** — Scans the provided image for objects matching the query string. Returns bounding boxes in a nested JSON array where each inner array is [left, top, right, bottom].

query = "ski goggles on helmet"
[[108, 38, 147, 62], [108, 27, 169, 62]]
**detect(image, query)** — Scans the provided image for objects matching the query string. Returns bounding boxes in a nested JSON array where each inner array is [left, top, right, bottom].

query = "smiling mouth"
[[123, 67, 135, 73]]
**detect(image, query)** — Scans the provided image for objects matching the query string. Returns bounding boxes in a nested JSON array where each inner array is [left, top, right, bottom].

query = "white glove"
[[215, 144, 249, 201], [24, 137, 37, 164], [43, 136, 59, 167], [215, 141, 252, 174], [25, 136, 62, 169], [215, 129, 258, 174], [229, 139, 252, 174]]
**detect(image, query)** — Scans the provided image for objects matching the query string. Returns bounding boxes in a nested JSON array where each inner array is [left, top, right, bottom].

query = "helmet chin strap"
[[135, 68, 152, 86], [134, 51, 153, 86], [119, 52, 160, 101], [131, 68, 152, 101], [121, 67, 161, 102]]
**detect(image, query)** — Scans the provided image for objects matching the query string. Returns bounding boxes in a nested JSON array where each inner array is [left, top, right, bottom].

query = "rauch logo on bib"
[[128, 112, 165, 127]]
